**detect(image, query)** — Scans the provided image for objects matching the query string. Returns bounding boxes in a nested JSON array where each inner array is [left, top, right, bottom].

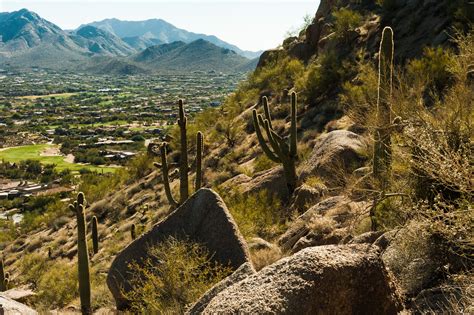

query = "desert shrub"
[[250, 56, 305, 93], [220, 189, 285, 239], [78, 172, 123, 204], [35, 260, 78, 310], [250, 247, 283, 271], [332, 8, 362, 40], [407, 47, 454, 99], [125, 238, 232, 313], [19, 197, 69, 233], [124, 153, 155, 183], [340, 59, 378, 127], [253, 154, 276, 173], [0, 219, 17, 243], [297, 52, 353, 104], [18, 253, 48, 288]]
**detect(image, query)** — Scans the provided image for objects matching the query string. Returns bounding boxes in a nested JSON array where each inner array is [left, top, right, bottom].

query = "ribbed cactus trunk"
[[178, 100, 189, 204], [0, 258, 6, 292], [70, 193, 91, 314], [91, 216, 98, 255], [195, 131, 203, 191], [373, 26, 394, 191], [253, 92, 299, 196], [131, 223, 136, 240]]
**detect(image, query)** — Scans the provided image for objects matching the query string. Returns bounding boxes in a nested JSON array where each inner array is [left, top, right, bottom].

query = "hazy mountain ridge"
[[83, 18, 262, 59], [0, 9, 260, 73]]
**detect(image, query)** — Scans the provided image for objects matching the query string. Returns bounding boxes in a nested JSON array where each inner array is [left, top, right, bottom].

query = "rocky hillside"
[[0, 0, 472, 313]]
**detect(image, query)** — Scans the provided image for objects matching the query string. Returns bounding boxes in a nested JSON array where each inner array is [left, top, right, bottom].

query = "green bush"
[[126, 237, 232, 313], [297, 52, 352, 104], [407, 47, 454, 94], [249, 56, 305, 93], [35, 260, 78, 310], [220, 189, 285, 239], [332, 8, 362, 40], [253, 154, 277, 174]]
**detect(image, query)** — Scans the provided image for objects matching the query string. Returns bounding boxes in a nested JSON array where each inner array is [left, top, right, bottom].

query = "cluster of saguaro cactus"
[[372, 26, 394, 191], [69, 192, 91, 314], [252, 92, 298, 195], [0, 258, 9, 291], [155, 100, 204, 208], [91, 216, 99, 255]]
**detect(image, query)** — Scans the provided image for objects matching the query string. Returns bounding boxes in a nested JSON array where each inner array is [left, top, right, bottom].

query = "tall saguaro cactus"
[[69, 192, 91, 314], [177, 100, 189, 203], [155, 100, 204, 208], [253, 92, 298, 195], [373, 26, 394, 190], [91, 216, 99, 255]]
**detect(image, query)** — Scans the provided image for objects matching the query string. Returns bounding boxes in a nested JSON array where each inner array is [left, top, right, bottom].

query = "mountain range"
[[0, 9, 261, 74]]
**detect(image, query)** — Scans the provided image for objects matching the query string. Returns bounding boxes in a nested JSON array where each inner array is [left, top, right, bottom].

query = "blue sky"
[[1, 1, 320, 51]]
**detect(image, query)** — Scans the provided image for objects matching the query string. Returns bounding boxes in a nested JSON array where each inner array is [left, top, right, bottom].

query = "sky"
[[1, 0, 320, 52]]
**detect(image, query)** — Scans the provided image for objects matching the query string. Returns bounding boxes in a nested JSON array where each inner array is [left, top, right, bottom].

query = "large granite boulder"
[[221, 166, 290, 202], [0, 294, 37, 314], [201, 244, 403, 314], [279, 195, 369, 252], [107, 188, 252, 310], [299, 130, 368, 186], [186, 262, 256, 314]]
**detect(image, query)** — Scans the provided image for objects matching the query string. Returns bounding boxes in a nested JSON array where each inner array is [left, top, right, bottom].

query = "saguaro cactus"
[[0, 258, 6, 291], [373, 26, 394, 190], [69, 192, 91, 314], [91, 216, 99, 255], [131, 223, 136, 240], [253, 92, 298, 195], [155, 100, 204, 208]]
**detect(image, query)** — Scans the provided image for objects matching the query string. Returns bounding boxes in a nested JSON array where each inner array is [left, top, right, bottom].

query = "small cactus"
[[91, 216, 99, 255], [373, 26, 394, 191], [0, 258, 6, 291], [131, 223, 136, 240], [155, 100, 205, 208], [252, 92, 298, 195], [69, 192, 91, 314]]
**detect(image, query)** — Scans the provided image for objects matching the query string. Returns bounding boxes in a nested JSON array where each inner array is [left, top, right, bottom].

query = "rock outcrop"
[[107, 188, 251, 310], [0, 294, 37, 314], [299, 130, 368, 186], [279, 195, 368, 252], [186, 262, 256, 314], [201, 244, 403, 314]]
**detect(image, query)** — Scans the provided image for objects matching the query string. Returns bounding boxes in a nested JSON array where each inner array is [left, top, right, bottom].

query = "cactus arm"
[[262, 96, 273, 129], [252, 109, 280, 162], [263, 119, 283, 157], [195, 131, 203, 191], [160, 143, 179, 208], [289, 92, 298, 158]]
